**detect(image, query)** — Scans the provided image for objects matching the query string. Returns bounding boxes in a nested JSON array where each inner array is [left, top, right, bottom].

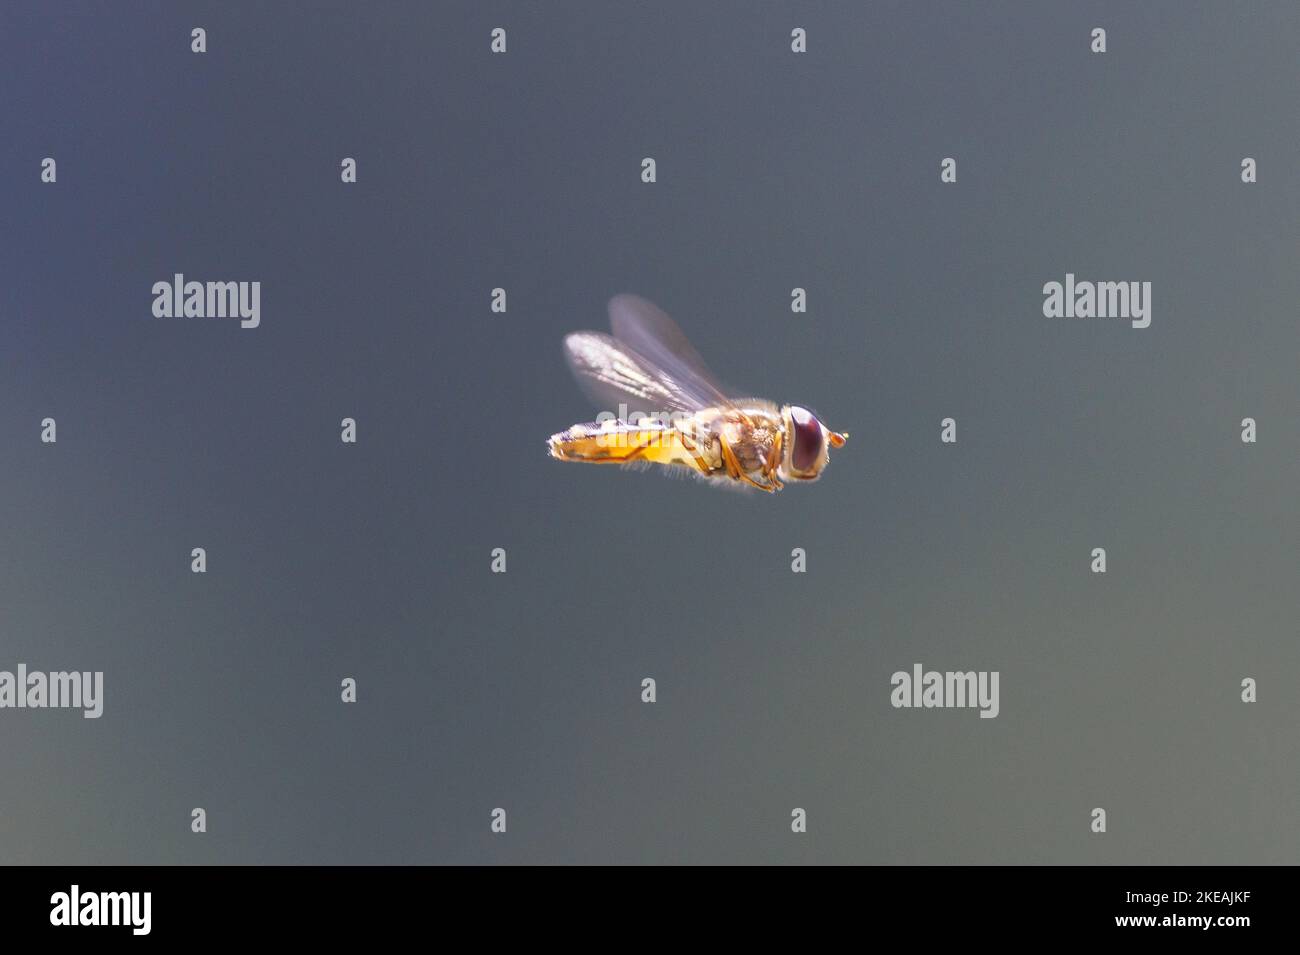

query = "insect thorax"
[[704, 404, 783, 477]]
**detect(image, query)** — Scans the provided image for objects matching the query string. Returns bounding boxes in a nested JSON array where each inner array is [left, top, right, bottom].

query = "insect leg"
[[720, 437, 776, 492], [677, 431, 716, 476]]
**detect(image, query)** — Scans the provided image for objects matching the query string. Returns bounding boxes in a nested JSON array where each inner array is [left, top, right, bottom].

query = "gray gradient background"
[[2, 1, 1297, 864]]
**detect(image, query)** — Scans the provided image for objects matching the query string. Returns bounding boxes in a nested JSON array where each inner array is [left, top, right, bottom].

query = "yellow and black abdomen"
[[547, 418, 717, 474]]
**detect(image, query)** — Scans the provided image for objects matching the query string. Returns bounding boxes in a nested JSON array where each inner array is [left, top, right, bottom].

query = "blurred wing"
[[564, 331, 707, 414], [606, 294, 735, 410]]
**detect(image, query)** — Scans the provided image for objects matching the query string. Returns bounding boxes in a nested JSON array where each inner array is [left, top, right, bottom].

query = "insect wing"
[[606, 294, 736, 411], [563, 331, 703, 414]]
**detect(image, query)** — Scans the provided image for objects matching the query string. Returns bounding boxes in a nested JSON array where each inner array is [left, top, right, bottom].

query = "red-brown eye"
[[790, 406, 823, 472]]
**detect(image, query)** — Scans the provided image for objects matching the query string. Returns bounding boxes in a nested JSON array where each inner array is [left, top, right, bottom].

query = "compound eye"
[[790, 406, 824, 473]]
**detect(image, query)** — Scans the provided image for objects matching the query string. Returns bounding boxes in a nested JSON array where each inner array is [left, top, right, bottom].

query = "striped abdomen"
[[547, 418, 717, 474]]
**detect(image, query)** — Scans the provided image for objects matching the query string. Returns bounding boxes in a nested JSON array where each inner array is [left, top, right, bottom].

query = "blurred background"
[[0, 0, 1296, 864]]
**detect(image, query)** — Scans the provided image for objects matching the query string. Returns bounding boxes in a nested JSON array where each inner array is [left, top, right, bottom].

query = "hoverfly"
[[548, 294, 846, 492]]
